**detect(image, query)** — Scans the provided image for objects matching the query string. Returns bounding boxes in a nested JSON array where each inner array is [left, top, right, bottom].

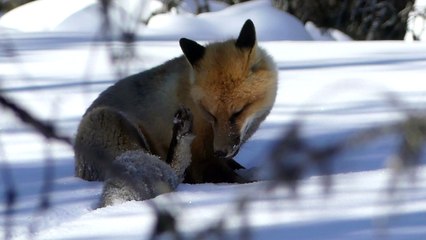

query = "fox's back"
[[87, 56, 192, 158]]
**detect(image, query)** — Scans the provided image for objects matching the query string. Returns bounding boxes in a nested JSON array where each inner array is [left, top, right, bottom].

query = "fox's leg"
[[74, 106, 149, 181], [166, 107, 194, 181]]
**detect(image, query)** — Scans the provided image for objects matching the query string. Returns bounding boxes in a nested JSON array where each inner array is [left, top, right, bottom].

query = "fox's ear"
[[235, 19, 256, 49], [179, 38, 205, 66]]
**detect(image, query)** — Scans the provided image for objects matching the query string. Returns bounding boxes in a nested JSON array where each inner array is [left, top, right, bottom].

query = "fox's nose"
[[214, 151, 227, 159], [214, 147, 239, 159]]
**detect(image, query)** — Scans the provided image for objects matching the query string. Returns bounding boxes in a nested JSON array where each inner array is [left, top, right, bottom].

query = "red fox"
[[74, 19, 278, 206]]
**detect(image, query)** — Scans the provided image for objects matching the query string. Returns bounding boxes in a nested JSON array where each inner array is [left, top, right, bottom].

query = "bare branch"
[[0, 93, 72, 145]]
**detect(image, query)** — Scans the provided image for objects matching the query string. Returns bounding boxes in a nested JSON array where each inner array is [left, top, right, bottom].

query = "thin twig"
[[0, 93, 72, 145]]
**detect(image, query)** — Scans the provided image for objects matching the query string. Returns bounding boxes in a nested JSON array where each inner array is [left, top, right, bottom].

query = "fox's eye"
[[229, 108, 245, 124], [200, 104, 216, 123]]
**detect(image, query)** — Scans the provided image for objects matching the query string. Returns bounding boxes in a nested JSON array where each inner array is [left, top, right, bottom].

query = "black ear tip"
[[240, 19, 255, 36], [179, 38, 205, 66], [236, 19, 256, 49], [179, 38, 190, 48], [244, 19, 255, 29]]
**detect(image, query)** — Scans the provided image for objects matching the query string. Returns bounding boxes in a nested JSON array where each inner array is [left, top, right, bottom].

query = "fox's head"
[[179, 19, 278, 159]]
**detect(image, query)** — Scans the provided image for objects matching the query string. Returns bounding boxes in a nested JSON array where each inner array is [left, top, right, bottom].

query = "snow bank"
[[3, 0, 425, 41], [0, 0, 98, 32], [0, 0, 312, 41], [149, 0, 313, 41], [0, 0, 161, 33]]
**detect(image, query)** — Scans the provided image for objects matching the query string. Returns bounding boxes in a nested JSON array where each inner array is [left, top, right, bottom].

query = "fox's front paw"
[[174, 107, 193, 138]]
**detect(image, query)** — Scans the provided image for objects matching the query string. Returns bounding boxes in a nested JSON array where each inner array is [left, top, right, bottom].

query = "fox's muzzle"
[[214, 144, 240, 159], [213, 128, 241, 159]]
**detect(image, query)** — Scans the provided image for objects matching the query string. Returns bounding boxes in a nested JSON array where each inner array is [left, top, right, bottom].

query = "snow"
[[178, 0, 230, 14], [0, 0, 98, 32], [305, 21, 352, 41], [0, 0, 312, 41], [1, 0, 426, 239]]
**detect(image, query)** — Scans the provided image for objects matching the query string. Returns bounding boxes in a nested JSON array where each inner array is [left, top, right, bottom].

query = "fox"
[[74, 19, 278, 206]]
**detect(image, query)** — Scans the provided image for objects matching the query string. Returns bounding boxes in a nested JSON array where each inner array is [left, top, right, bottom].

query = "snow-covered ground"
[[1, 0, 426, 239]]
